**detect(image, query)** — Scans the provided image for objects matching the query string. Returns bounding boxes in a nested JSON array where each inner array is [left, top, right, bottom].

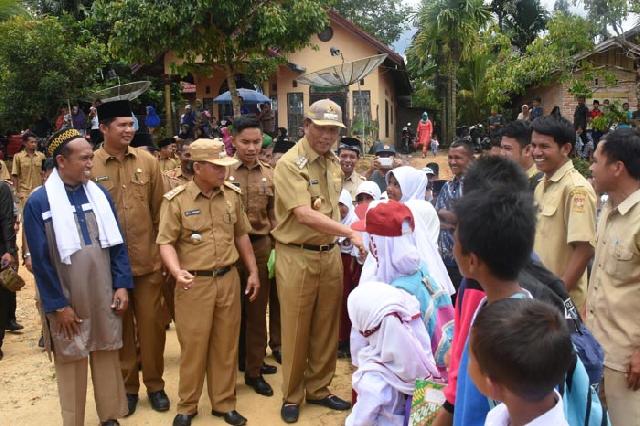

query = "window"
[[352, 90, 371, 122], [287, 93, 304, 140], [318, 26, 334, 42]]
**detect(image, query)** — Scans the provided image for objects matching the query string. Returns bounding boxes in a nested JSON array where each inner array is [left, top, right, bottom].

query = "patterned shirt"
[[435, 177, 463, 266]]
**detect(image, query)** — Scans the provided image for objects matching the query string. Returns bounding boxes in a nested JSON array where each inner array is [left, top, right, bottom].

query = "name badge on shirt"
[[309, 179, 319, 185], [95, 176, 109, 182], [184, 209, 201, 217]]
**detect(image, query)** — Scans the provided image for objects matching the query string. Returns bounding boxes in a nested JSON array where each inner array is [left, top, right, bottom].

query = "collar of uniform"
[[616, 189, 640, 216], [526, 164, 539, 179], [232, 157, 261, 171], [344, 171, 360, 182], [186, 180, 222, 200], [97, 145, 137, 161], [299, 137, 334, 163], [546, 159, 574, 183]]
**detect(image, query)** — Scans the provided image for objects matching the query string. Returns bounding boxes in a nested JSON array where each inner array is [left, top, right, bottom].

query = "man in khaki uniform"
[[272, 99, 364, 423], [531, 115, 596, 312], [338, 137, 364, 199], [0, 159, 11, 182], [228, 117, 278, 397], [158, 137, 179, 172], [12, 131, 46, 208], [588, 128, 640, 426], [157, 138, 259, 426], [91, 100, 170, 415]]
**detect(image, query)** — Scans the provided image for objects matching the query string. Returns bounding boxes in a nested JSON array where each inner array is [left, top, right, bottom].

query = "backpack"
[[560, 355, 610, 426]]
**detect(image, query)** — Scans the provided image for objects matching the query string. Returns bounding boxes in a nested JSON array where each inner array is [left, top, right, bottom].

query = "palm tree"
[[411, 0, 491, 145]]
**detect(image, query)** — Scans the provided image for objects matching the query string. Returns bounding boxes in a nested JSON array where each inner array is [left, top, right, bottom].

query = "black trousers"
[[0, 286, 11, 347]]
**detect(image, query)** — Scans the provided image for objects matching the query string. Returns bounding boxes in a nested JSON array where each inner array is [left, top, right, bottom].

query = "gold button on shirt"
[[272, 137, 342, 245], [91, 146, 165, 276], [11, 150, 45, 195], [533, 160, 596, 311], [228, 160, 274, 236], [156, 180, 251, 270], [587, 189, 640, 372]]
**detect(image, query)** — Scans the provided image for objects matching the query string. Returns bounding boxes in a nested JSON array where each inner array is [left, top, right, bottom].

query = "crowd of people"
[[0, 95, 638, 426]]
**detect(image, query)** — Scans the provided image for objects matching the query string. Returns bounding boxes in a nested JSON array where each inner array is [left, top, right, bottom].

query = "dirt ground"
[[0, 151, 452, 426]]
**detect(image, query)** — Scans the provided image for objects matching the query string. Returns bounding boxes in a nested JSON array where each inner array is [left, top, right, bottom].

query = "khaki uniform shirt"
[[272, 137, 341, 245], [156, 180, 251, 270], [342, 171, 365, 200], [162, 167, 192, 192], [587, 189, 640, 372], [11, 150, 45, 196], [0, 160, 11, 181], [534, 160, 596, 310], [228, 160, 274, 236], [159, 157, 179, 173], [91, 146, 164, 276]]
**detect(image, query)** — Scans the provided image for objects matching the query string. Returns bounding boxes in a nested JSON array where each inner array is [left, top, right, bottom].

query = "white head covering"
[[370, 228, 421, 285], [339, 189, 357, 225], [348, 281, 438, 394], [386, 166, 428, 202], [355, 181, 382, 202]]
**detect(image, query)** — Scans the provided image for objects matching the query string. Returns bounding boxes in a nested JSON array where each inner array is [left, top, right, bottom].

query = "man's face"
[[233, 127, 263, 164], [448, 146, 473, 178], [179, 144, 192, 167], [531, 131, 571, 176], [100, 117, 135, 148], [159, 146, 172, 159], [339, 149, 358, 175], [577, 97, 585, 105], [623, 103, 630, 111], [57, 138, 93, 186], [24, 137, 37, 152], [304, 121, 340, 155], [194, 161, 226, 188], [590, 142, 616, 194]]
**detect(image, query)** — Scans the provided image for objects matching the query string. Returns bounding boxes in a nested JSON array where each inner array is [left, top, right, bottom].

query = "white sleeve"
[[346, 373, 395, 426]]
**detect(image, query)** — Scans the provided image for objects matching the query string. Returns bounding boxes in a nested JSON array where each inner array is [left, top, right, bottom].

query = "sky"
[[392, 0, 639, 54]]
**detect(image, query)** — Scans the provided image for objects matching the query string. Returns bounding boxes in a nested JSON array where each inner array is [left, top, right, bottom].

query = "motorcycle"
[[400, 123, 414, 154]]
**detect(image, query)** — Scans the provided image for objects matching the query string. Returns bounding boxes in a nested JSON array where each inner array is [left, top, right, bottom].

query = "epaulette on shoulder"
[[258, 159, 272, 169], [163, 184, 186, 200], [224, 181, 242, 194]]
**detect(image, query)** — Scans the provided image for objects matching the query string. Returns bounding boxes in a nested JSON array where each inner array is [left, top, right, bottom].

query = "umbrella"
[[213, 88, 271, 104]]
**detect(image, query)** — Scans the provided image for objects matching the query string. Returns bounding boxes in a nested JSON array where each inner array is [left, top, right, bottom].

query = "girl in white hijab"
[[346, 281, 439, 426]]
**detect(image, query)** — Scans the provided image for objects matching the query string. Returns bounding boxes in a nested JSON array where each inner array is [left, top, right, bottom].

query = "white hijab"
[[339, 189, 358, 226], [349, 281, 438, 394], [355, 181, 382, 202], [386, 166, 427, 202]]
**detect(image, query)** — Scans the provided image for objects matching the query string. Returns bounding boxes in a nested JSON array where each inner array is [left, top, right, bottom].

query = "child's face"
[[339, 203, 349, 220], [468, 340, 494, 399], [386, 174, 403, 201], [356, 193, 374, 205], [453, 228, 472, 278]]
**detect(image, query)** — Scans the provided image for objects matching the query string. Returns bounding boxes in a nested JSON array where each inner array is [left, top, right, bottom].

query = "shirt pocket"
[[605, 244, 637, 282], [182, 213, 208, 244], [130, 170, 150, 201]]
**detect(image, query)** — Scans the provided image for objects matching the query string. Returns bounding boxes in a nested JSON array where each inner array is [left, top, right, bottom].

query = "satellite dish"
[[90, 81, 151, 102], [296, 54, 388, 87]]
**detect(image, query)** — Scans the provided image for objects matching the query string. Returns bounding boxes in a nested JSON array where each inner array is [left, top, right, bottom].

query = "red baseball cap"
[[351, 200, 415, 236]]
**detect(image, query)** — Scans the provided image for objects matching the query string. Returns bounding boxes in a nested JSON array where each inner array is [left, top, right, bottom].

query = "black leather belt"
[[188, 266, 231, 277], [249, 234, 267, 242], [288, 243, 336, 252]]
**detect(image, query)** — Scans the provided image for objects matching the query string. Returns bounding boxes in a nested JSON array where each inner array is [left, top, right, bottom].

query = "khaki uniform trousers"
[[238, 235, 272, 377], [275, 242, 343, 405], [175, 267, 241, 415], [268, 276, 281, 353], [603, 367, 640, 426], [119, 270, 166, 394], [54, 350, 128, 426]]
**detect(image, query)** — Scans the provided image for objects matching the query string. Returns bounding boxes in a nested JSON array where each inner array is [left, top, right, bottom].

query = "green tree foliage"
[[332, 0, 411, 45], [579, 0, 630, 38], [0, 15, 106, 129], [23, 0, 94, 19], [94, 0, 329, 117], [409, 0, 491, 144], [500, 0, 548, 51], [485, 12, 595, 107]]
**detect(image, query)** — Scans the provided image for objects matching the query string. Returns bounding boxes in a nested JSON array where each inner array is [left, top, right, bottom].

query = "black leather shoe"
[[306, 394, 351, 411], [38, 336, 44, 348], [6, 319, 23, 332], [172, 413, 196, 426], [280, 403, 299, 423], [126, 393, 138, 416], [211, 409, 247, 426], [245, 375, 274, 396], [148, 389, 170, 412], [272, 349, 282, 364], [100, 421, 120, 426], [261, 362, 277, 375]]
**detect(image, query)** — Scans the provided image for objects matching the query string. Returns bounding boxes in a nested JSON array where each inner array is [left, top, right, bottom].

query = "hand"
[[392, 158, 403, 168], [24, 256, 32, 273], [54, 307, 83, 340], [627, 349, 640, 390], [372, 158, 382, 171], [174, 269, 194, 290], [111, 288, 129, 315], [245, 273, 260, 302], [1, 252, 14, 268], [438, 209, 457, 226], [350, 231, 365, 257]]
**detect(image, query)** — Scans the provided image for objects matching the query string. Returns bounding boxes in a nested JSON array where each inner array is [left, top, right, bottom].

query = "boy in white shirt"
[[467, 298, 573, 426]]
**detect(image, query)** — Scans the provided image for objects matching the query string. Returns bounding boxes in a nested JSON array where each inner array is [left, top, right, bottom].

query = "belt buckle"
[[319, 244, 330, 251]]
